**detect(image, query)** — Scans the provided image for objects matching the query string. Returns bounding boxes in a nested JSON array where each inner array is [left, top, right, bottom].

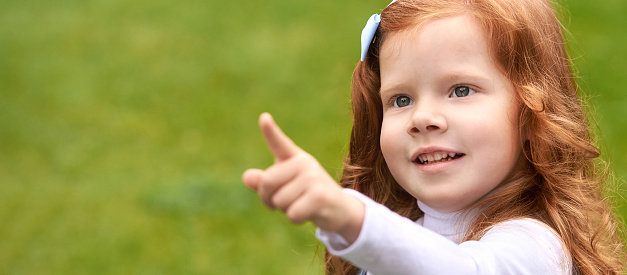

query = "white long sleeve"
[[316, 189, 571, 275]]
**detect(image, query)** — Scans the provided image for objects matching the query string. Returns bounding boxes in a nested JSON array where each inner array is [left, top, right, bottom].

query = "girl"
[[243, 0, 625, 274]]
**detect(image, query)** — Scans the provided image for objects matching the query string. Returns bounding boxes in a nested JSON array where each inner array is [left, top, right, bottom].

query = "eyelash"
[[386, 85, 477, 108], [389, 95, 413, 108], [450, 85, 476, 98]]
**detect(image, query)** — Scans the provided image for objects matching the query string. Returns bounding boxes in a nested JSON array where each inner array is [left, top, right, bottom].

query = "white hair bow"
[[360, 0, 398, 61]]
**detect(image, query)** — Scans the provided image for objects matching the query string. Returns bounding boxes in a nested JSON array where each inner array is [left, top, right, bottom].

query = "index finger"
[[259, 113, 300, 161]]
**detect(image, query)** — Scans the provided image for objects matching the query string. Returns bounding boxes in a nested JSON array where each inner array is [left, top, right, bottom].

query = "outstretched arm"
[[318, 191, 571, 275], [242, 113, 365, 243]]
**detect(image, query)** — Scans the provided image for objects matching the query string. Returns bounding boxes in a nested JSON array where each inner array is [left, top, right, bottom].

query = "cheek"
[[472, 103, 519, 142], [468, 113, 522, 171], [379, 123, 393, 159], [379, 119, 402, 161]]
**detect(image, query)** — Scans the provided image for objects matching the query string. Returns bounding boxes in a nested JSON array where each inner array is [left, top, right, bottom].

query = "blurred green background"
[[0, 0, 624, 274]]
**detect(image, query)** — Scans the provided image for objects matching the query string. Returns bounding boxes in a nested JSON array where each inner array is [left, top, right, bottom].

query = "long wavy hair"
[[325, 0, 625, 274]]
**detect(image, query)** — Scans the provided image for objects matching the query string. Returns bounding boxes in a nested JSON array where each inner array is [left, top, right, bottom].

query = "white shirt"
[[317, 189, 572, 275]]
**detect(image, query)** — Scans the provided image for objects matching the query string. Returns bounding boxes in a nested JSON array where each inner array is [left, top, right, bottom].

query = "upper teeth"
[[418, 152, 460, 164]]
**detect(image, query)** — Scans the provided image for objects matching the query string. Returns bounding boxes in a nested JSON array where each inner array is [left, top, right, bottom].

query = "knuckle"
[[308, 184, 327, 204], [262, 198, 275, 210], [295, 152, 318, 166], [300, 173, 316, 185], [286, 208, 305, 224], [271, 195, 285, 212], [257, 185, 269, 200], [258, 189, 276, 210], [292, 153, 310, 166]]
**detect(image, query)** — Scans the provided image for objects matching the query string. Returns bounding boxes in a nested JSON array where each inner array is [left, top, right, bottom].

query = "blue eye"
[[394, 96, 413, 107], [452, 86, 475, 97]]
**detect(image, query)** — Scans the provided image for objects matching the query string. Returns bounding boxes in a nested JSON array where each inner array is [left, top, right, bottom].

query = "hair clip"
[[360, 14, 381, 61], [360, 0, 398, 62]]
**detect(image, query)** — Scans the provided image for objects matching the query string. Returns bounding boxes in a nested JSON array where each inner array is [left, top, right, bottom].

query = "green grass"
[[0, 0, 625, 273]]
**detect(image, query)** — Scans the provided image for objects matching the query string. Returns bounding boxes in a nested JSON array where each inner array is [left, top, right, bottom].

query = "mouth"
[[413, 151, 465, 165]]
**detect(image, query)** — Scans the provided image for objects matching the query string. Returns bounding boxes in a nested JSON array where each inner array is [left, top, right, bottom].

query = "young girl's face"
[[379, 15, 525, 213]]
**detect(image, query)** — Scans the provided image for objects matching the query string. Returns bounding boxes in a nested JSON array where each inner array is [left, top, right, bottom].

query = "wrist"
[[336, 193, 365, 244]]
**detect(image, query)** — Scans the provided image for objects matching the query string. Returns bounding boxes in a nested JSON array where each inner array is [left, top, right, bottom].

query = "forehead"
[[379, 15, 498, 85], [381, 14, 489, 63]]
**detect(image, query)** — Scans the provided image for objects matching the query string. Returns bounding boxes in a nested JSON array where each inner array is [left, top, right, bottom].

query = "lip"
[[411, 146, 465, 174], [411, 146, 464, 161]]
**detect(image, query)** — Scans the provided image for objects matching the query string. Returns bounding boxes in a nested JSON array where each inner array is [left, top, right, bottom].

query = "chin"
[[418, 193, 478, 213]]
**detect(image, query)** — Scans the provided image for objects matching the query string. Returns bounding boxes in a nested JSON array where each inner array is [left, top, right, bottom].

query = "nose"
[[407, 104, 448, 135]]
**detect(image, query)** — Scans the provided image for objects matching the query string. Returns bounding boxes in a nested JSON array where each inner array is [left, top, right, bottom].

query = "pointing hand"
[[242, 113, 364, 243]]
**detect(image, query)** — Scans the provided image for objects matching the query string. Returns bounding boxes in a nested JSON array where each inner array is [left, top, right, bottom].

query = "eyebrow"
[[440, 70, 491, 85], [380, 70, 492, 96], [379, 83, 411, 97]]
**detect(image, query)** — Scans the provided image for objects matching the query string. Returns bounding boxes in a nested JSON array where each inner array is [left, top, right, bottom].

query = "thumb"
[[242, 168, 264, 191], [259, 113, 300, 161]]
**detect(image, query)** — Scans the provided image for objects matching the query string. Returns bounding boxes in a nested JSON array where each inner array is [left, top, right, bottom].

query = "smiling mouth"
[[414, 152, 465, 165]]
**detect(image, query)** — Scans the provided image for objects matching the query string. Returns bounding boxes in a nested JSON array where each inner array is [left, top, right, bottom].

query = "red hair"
[[326, 0, 625, 274]]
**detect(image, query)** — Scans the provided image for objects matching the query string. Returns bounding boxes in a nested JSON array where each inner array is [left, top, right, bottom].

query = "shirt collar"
[[416, 200, 476, 243]]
